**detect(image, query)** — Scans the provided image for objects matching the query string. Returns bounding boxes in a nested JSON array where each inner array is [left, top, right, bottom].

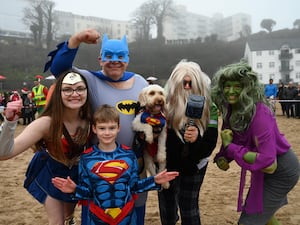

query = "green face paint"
[[223, 81, 242, 105]]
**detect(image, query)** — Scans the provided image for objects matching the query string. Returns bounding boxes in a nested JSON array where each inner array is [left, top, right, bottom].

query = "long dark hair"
[[35, 70, 92, 162]]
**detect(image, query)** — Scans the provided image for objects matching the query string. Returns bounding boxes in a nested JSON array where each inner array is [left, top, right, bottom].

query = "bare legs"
[[44, 195, 76, 225]]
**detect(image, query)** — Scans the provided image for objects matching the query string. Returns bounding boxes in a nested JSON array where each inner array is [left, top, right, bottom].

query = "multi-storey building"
[[54, 11, 135, 42], [244, 37, 300, 84], [0, 0, 30, 38], [163, 5, 211, 44], [214, 13, 251, 42], [1, 0, 251, 43], [0, 0, 135, 42], [163, 6, 251, 43]]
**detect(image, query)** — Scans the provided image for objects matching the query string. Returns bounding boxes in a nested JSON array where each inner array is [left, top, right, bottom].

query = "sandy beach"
[[0, 104, 299, 225]]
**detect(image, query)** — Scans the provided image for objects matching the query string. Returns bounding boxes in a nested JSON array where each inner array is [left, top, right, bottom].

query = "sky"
[[54, 0, 299, 33]]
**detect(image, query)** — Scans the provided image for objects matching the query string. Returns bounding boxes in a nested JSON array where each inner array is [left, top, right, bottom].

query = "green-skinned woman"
[[211, 61, 299, 225]]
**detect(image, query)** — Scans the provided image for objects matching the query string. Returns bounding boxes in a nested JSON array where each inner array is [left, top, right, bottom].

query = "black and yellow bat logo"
[[116, 100, 138, 115]]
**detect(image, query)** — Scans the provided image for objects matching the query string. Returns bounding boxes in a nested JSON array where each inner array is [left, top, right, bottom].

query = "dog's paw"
[[162, 182, 170, 189], [156, 152, 166, 162], [147, 163, 157, 176]]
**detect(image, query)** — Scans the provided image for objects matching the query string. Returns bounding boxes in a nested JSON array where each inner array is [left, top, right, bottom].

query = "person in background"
[[212, 62, 299, 225], [146, 76, 158, 85], [264, 78, 277, 112], [285, 81, 297, 118], [52, 104, 178, 225], [31, 77, 48, 115], [23, 92, 36, 125], [21, 87, 29, 121], [277, 82, 286, 116], [158, 60, 219, 225], [0, 92, 3, 106], [9, 90, 21, 102], [264, 78, 277, 99], [295, 82, 300, 118], [0, 93, 4, 121], [44, 28, 149, 225], [0, 71, 92, 225]]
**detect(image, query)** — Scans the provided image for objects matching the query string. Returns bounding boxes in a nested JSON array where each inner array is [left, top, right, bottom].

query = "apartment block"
[[0, 0, 251, 43], [244, 37, 300, 84], [163, 5, 251, 43], [54, 11, 135, 42]]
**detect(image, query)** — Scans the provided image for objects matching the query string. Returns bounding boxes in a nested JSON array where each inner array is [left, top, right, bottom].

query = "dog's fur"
[[132, 84, 169, 189]]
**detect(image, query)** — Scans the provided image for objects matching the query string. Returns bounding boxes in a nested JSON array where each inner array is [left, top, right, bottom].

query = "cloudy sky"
[[54, 0, 299, 33]]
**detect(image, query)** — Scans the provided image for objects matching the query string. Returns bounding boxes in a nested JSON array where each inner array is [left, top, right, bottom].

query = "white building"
[[244, 37, 300, 84], [0, 0, 136, 42], [163, 5, 211, 44], [163, 6, 251, 43], [1, 0, 251, 43], [0, 0, 31, 38], [54, 11, 135, 42], [213, 13, 252, 42]]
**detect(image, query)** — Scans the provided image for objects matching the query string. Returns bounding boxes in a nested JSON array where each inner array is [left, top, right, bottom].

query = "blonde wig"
[[165, 60, 211, 142]]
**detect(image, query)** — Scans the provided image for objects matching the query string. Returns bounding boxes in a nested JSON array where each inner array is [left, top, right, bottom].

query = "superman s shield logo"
[[91, 160, 129, 184]]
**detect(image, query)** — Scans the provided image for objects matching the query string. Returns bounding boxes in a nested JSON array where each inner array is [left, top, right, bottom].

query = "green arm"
[[243, 151, 277, 174]]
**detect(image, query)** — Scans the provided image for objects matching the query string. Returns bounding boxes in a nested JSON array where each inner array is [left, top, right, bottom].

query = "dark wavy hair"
[[211, 61, 269, 131]]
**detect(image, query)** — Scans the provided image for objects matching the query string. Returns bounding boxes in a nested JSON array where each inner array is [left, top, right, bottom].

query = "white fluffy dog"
[[132, 84, 169, 189]]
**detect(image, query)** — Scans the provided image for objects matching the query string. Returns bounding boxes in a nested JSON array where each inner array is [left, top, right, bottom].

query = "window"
[[296, 72, 300, 79], [256, 51, 262, 56], [269, 74, 275, 79], [295, 60, 300, 66], [257, 62, 262, 69], [269, 62, 275, 68], [269, 50, 274, 55], [295, 49, 300, 54], [285, 74, 290, 81]]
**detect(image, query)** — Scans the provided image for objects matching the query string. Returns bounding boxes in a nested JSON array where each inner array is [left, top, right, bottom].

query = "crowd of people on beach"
[[269, 80, 300, 119]]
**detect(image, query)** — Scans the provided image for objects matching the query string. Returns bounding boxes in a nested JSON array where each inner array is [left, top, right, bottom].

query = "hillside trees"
[[132, 0, 176, 42], [293, 19, 300, 29], [131, 2, 156, 41], [23, 0, 56, 49], [260, 19, 276, 32]]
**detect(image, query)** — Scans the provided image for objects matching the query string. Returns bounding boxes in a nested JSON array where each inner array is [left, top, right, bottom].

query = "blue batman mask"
[[100, 34, 129, 63]]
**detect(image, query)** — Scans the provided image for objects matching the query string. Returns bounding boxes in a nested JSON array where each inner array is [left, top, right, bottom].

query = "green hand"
[[221, 129, 233, 148], [261, 160, 277, 174], [215, 157, 229, 171]]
